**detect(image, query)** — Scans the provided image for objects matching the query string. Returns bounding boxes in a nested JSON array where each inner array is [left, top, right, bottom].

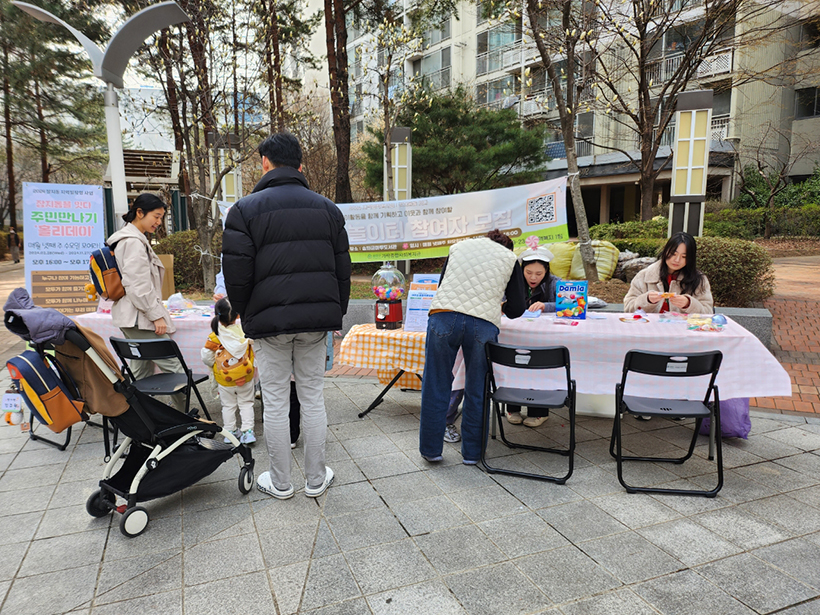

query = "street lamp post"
[[11, 1, 190, 220]]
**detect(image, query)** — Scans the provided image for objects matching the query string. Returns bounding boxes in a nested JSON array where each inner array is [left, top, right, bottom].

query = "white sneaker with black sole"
[[257, 471, 294, 499], [305, 467, 334, 498], [444, 424, 461, 443]]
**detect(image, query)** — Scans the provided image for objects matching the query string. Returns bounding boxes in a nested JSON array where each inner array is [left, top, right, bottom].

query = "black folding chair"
[[110, 337, 211, 420], [481, 342, 576, 484], [610, 350, 723, 498]]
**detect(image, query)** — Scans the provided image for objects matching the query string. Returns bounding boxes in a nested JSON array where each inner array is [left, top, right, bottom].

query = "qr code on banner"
[[527, 193, 556, 225]]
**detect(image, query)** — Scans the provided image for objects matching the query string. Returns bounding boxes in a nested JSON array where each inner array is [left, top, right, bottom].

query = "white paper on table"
[[403, 274, 441, 332]]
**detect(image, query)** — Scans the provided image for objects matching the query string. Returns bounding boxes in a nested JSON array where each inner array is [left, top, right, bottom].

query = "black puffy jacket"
[[222, 166, 351, 339]]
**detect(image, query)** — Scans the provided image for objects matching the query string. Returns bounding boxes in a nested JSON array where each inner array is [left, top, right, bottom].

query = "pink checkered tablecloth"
[[451, 313, 791, 401], [75, 311, 213, 371]]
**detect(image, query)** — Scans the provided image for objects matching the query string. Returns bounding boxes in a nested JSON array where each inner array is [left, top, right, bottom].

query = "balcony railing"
[[544, 138, 593, 159], [420, 66, 450, 91], [670, 0, 704, 11], [477, 42, 519, 76], [520, 87, 556, 117], [645, 114, 731, 148], [647, 48, 732, 84]]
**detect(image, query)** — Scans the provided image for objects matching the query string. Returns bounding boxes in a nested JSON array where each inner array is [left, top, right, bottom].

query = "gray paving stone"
[[696, 552, 818, 613], [559, 588, 660, 615], [90, 590, 183, 615], [444, 561, 549, 615], [392, 495, 470, 536], [565, 465, 623, 499], [591, 492, 682, 529], [754, 538, 820, 590], [342, 435, 401, 459], [786, 485, 820, 510], [252, 490, 322, 529], [538, 500, 627, 543], [774, 452, 820, 481], [95, 551, 182, 604], [370, 413, 421, 434], [0, 511, 43, 546], [18, 528, 107, 577], [0, 463, 63, 492], [328, 419, 384, 442], [322, 482, 384, 517], [182, 501, 253, 548], [447, 484, 528, 522], [1, 563, 98, 615], [346, 538, 436, 595], [733, 461, 819, 493], [368, 580, 467, 615], [490, 472, 583, 510], [692, 506, 793, 550], [268, 560, 309, 614], [49, 480, 100, 509], [518, 544, 622, 603], [0, 484, 55, 517], [776, 598, 820, 614], [184, 571, 276, 615], [415, 525, 506, 574], [0, 542, 27, 581], [35, 503, 110, 539], [764, 426, 820, 451], [259, 520, 320, 567], [327, 507, 407, 552], [356, 452, 420, 481], [104, 515, 182, 560], [306, 597, 372, 615], [633, 570, 754, 615], [180, 478, 245, 512], [301, 553, 361, 611], [314, 519, 341, 558], [57, 458, 106, 484], [328, 458, 367, 485], [638, 518, 743, 567], [371, 472, 442, 506], [739, 495, 820, 535], [8, 445, 70, 470], [727, 434, 803, 459], [0, 453, 14, 473], [425, 464, 497, 493], [580, 531, 682, 584], [183, 532, 264, 586], [478, 511, 569, 558]]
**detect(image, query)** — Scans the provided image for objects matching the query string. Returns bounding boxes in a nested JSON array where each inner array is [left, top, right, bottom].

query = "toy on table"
[[687, 313, 725, 332], [372, 263, 406, 330], [555, 281, 588, 320]]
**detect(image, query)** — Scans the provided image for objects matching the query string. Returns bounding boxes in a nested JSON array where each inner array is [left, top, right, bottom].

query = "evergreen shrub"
[[153, 229, 222, 291]]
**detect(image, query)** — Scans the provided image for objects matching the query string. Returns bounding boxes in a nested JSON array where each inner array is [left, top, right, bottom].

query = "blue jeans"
[[420, 312, 499, 462]]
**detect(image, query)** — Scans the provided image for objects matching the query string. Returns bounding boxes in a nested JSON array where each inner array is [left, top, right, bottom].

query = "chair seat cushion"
[[134, 373, 191, 395], [493, 387, 568, 408], [622, 395, 711, 418]]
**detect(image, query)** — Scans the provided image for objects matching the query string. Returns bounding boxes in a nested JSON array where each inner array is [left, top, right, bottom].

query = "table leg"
[[359, 370, 407, 418]]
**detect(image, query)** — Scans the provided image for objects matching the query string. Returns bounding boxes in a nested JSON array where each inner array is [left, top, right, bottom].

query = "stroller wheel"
[[86, 489, 115, 518], [238, 466, 254, 494], [120, 506, 150, 538]]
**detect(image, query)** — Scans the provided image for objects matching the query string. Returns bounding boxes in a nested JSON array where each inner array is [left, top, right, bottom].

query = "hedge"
[[153, 229, 222, 291], [0, 232, 8, 261], [589, 218, 667, 240], [696, 236, 775, 306]]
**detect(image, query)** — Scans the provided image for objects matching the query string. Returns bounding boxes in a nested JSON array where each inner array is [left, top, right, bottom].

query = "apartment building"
[[345, 0, 820, 226]]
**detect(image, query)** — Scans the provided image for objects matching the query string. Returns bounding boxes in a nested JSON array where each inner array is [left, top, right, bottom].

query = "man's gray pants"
[[255, 331, 327, 491]]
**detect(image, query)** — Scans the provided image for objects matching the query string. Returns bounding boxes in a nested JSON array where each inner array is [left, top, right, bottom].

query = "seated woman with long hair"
[[624, 231, 713, 314]]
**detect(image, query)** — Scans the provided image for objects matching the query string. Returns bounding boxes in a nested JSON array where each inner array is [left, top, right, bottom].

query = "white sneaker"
[[223, 429, 241, 444], [305, 467, 335, 498], [256, 471, 294, 500], [444, 424, 461, 443], [240, 429, 256, 445]]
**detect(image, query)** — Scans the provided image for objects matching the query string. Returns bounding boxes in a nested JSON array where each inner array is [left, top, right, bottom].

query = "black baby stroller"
[[4, 289, 255, 538]]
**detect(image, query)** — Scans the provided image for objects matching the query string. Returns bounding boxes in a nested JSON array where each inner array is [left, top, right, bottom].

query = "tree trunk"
[[383, 80, 394, 200], [3, 35, 16, 228], [324, 0, 352, 203], [158, 30, 185, 153], [764, 195, 774, 240], [565, 142, 599, 281], [639, 140, 656, 221], [34, 81, 49, 182], [195, 221, 216, 291], [269, 0, 285, 133]]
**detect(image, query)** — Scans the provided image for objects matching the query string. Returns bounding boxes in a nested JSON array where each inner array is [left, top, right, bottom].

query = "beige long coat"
[[623, 260, 713, 314]]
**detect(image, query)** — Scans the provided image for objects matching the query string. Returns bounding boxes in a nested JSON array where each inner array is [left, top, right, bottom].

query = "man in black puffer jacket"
[[222, 132, 350, 502]]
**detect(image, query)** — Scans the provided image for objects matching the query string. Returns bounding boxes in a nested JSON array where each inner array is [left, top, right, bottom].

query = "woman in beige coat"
[[106, 194, 184, 408], [624, 232, 713, 314]]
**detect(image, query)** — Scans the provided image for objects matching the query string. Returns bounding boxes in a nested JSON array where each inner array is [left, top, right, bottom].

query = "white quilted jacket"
[[430, 237, 518, 328]]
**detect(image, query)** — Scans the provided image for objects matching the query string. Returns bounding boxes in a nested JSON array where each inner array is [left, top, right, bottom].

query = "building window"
[[412, 47, 451, 90], [796, 87, 820, 119], [801, 19, 820, 51], [476, 75, 517, 107], [476, 21, 522, 75], [423, 19, 450, 48]]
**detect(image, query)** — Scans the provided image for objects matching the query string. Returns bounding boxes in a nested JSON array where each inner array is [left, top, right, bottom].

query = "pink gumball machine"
[[372, 263, 406, 329]]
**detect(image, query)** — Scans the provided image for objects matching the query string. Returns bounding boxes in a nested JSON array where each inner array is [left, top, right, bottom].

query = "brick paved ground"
[[750, 256, 820, 415]]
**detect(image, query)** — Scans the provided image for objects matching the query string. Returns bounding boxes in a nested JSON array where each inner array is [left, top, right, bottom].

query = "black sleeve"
[[222, 205, 256, 317], [331, 206, 351, 315], [438, 257, 449, 284], [502, 262, 527, 319]]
